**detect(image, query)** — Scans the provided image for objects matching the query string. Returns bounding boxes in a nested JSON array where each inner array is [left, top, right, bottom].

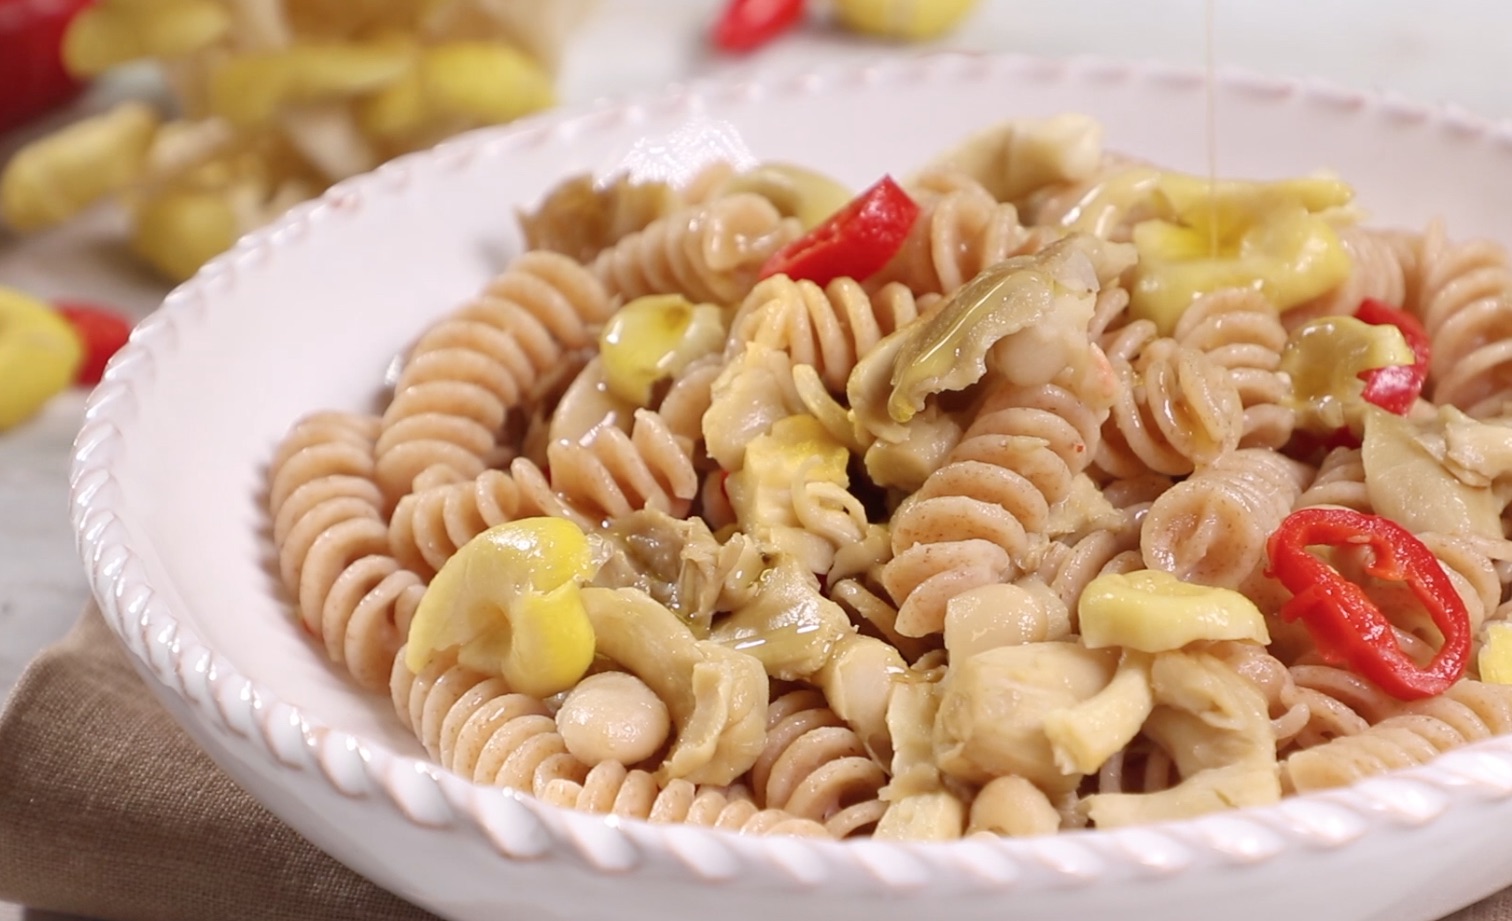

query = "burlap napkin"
[[0, 604, 436, 921], [2, 604, 1510, 921]]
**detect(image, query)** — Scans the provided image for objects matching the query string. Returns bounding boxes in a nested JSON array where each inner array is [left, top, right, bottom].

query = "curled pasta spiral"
[[591, 193, 801, 305], [1295, 446, 1370, 512], [1095, 322, 1245, 478], [270, 412, 424, 691], [1410, 220, 1512, 415], [872, 174, 1055, 296], [1032, 510, 1145, 615], [391, 649, 589, 792], [388, 409, 696, 573], [729, 274, 921, 392], [1173, 288, 1294, 450], [1141, 448, 1312, 591], [884, 381, 1103, 636], [537, 762, 828, 836], [752, 690, 889, 837], [536, 409, 699, 528], [375, 251, 615, 502], [387, 467, 539, 577], [1282, 678, 1512, 792]]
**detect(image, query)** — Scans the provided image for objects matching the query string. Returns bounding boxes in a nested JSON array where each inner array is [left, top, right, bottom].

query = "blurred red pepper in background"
[[711, 0, 806, 52], [0, 0, 93, 136]]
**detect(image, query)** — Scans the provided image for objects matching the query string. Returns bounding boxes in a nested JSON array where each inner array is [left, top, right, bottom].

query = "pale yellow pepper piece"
[[1129, 173, 1354, 334], [725, 414, 850, 528], [0, 287, 83, 431], [718, 163, 852, 230], [1, 102, 161, 232], [405, 518, 598, 698], [1280, 315, 1414, 433], [357, 41, 554, 142], [834, 0, 980, 40], [63, 0, 231, 77], [1079, 569, 1270, 652], [598, 294, 726, 406], [129, 187, 240, 283], [208, 42, 413, 127], [1479, 623, 1512, 684]]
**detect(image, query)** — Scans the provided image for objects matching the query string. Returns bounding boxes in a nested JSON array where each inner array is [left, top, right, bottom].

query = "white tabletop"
[[4, 1, 1512, 918]]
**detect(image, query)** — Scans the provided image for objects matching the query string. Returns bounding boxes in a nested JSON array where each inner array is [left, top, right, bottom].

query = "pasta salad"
[[267, 113, 1512, 839]]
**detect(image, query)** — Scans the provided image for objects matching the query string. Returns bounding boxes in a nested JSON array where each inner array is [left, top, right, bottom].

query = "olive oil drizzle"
[[1206, 0, 1219, 256]]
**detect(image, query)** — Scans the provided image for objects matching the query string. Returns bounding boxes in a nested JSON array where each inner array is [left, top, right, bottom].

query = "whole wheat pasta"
[[267, 117, 1512, 840]]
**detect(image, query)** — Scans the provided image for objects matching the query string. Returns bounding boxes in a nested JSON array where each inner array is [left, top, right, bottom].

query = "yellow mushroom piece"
[[405, 518, 598, 699], [1, 102, 161, 233], [1079, 569, 1270, 653], [717, 163, 853, 230], [128, 186, 241, 283], [0, 287, 84, 431], [208, 41, 414, 128], [1479, 624, 1512, 685], [63, 0, 231, 77], [1280, 315, 1415, 434], [597, 294, 727, 406], [1129, 173, 1355, 334], [833, 0, 980, 41], [579, 586, 768, 785], [724, 414, 851, 529], [357, 41, 555, 145]]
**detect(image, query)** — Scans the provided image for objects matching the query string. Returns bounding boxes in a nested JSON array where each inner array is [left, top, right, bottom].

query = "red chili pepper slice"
[[0, 0, 92, 135], [711, 0, 807, 53], [53, 299, 132, 385], [1266, 506, 1470, 700], [1355, 298, 1431, 415], [758, 175, 920, 287]]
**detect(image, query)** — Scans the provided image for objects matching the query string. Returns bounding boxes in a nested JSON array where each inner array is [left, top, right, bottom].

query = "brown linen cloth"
[[0, 604, 437, 921], [0, 604, 1509, 921]]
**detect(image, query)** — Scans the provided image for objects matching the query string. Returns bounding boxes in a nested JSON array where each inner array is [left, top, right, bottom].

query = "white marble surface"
[[4, 1, 1512, 918]]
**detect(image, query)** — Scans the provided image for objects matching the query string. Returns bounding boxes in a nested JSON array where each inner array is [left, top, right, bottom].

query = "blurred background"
[[2, 4, 1511, 915]]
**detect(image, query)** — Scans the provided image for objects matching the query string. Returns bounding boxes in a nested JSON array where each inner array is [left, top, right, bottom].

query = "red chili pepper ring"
[[1266, 506, 1470, 701]]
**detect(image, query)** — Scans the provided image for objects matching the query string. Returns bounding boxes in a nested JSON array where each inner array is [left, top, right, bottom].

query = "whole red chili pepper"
[[1356, 298, 1431, 415], [758, 174, 920, 287], [1266, 506, 1470, 700], [711, 0, 807, 53]]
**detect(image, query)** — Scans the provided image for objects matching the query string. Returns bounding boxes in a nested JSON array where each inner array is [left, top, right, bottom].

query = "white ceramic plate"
[[70, 53, 1512, 921]]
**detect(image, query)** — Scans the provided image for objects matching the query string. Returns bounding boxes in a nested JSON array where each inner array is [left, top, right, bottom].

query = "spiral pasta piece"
[[749, 690, 889, 837], [537, 762, 829, 836], [729, 274, 921, 392], [592, 193, 801, 306], [538, 408, 699, 528], [1409, 220, 1512, 415], [1173, 288, 1294, 450], [1141, 449, 1312, 591], [387, 467, 540, 577], [1283, 678, 1512, 791], [884, 381, 1103, 636], [1095, 327, 1245, 478], [391, 649, 589, 792], [1295, 446, 1370, 512], [375, 251, 615, 502], [872, 174, 1055, 296], [270, 412, 424, 691]]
